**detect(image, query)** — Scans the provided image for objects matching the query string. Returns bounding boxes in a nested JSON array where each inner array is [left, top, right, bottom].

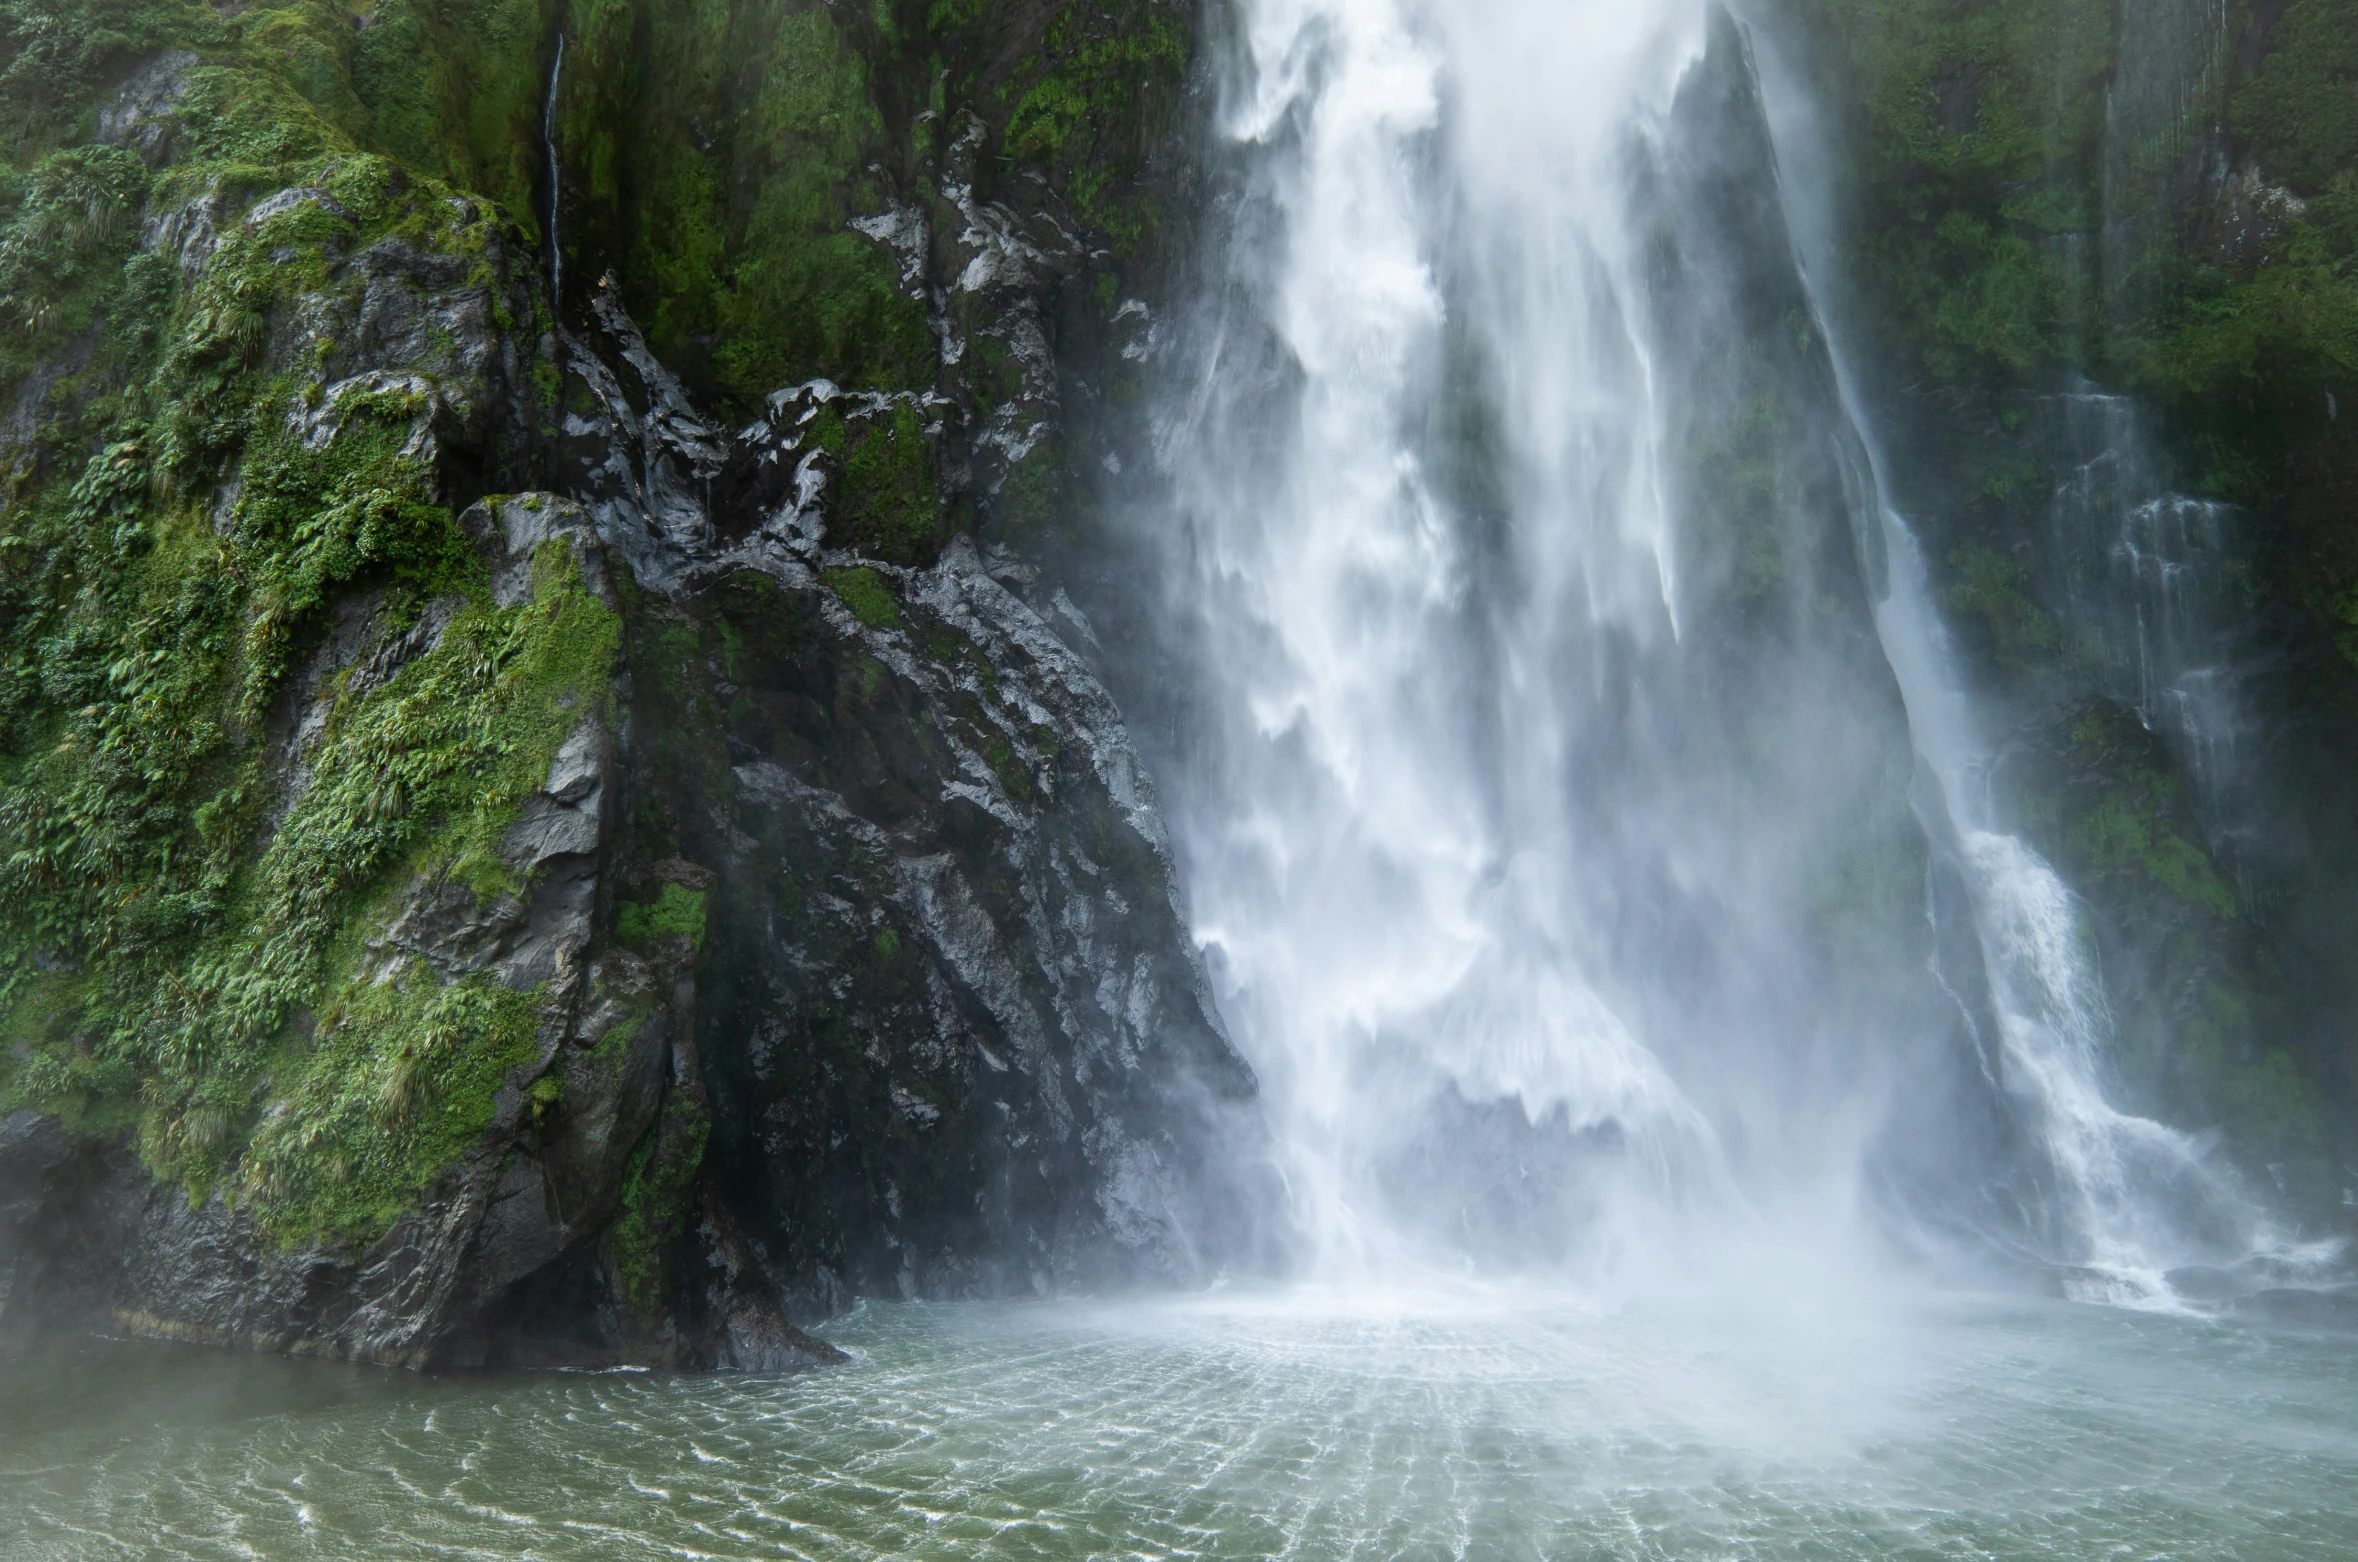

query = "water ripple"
[[4, 1290, 2357, 1559]]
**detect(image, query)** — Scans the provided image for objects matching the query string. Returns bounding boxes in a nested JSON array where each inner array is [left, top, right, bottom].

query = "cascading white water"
[[1742, 20, 2279, 1302], [1160, 0, 2291, 1297], [1878, 489, 2268, 1301], [1172, 0, 1728, 1277]]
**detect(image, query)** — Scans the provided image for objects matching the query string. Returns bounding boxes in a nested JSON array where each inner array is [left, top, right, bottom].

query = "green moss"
[[993, 2, 1189, 249], [2071, 786, 2239, 921], [0, 1, 198, 158], [990, 439, 1063, 545], [1813, 0, 2358, 676], [351, 0, 556, 231], [0, 144, 148, 370], [0, 970, 139, 1135], [606, 1086, 708, 1316], [823, 564, 902, 631], [0, 463, 616, 1238], [2174, 1012, 2338, 1205], [1944, 543, 2058, 667], [832, 400, 942, 562], [1808, 0, 2111, 384], [2038, 709, 2243, 928], [2117, 213, 2358, 411], [234, 974, 542, 1245], [171, 56, 349, 168], [1923, 210, 2060, 376], [556, 0, 932, 415], [228, 397, 478, 721], [616, 882, 708, 949], [981, 734, 1032, 802]]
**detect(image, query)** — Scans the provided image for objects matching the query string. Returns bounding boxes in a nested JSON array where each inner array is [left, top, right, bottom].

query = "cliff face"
[[1784, 0, 2358, 1222], [0, 0, 1264, 1369]]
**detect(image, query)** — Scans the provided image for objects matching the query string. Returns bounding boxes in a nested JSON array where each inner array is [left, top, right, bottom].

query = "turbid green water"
[[3, 1286, 2355, 1560]]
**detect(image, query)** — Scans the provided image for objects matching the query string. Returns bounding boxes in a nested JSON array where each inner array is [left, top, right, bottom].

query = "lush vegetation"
[[1808, 0, 2356, 509], [1805, 0, 2113, 380], [553, 0, 1191, 422], [0, 0, 1190, 1256], [0, 1, 611, 1244]]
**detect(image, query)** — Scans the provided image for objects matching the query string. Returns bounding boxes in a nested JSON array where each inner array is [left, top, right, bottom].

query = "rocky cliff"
[[0, 0, 1266, 1369]]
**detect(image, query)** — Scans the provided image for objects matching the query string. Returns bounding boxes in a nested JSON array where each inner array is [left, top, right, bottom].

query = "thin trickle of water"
[[2102, 0, 2233, 309], [2048, 392, 2250, 822], [544, 31, 567, 310]]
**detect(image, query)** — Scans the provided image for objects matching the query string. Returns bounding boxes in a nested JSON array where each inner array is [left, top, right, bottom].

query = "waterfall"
[[1743, 11, 2277, 1303], [1881, 496, 2266, 1302], [544, 31, 567, 311], [1153, 0, 1732, 1278], [1814, 441, 2257, 1298], [2102, 0, 2234, 313], [1127, 0, 2301, 1297]]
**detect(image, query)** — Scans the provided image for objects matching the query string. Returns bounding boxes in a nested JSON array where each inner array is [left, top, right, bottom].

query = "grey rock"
[[245, 186, 356, 231], [734, 380, 950, 560], [0, 1111, 75, 1264], [141, 187, 225, 281], [501, 780, 604, 870], [97, 51, 196, 166], [559, 283, 727, 589], [619, 534, 1273, 1310]]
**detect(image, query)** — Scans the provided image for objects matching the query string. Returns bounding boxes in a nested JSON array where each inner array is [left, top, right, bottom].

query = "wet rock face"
[[645, 550, 1266, 1310], [559, 280, 1274, 1312], [0, 495, 818, 1372]]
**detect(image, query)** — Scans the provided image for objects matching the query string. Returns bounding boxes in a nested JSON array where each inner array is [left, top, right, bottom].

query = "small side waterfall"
[[1745, 13, 2276, 1303], [2102, 0, 2234, 317]]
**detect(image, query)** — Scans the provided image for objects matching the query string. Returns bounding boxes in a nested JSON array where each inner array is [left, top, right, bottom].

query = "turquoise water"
[[4, 1286, 2356, 1559]]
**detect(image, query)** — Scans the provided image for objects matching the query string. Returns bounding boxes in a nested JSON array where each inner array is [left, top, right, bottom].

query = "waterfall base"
[[8, 1285, 2358, 1558]]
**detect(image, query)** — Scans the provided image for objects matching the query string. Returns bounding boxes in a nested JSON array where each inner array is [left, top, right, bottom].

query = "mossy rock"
[[829, 399, 943, 564]]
